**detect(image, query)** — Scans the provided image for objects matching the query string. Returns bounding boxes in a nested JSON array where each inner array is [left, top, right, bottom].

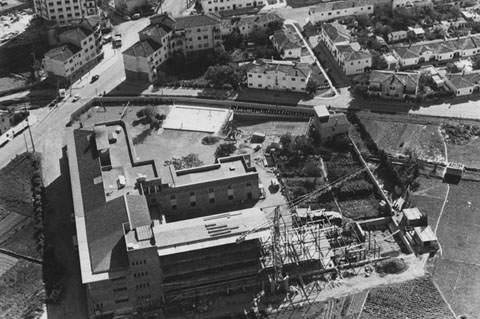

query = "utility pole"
[[23, 132, 28, 153], [24, 105, 35, 153]]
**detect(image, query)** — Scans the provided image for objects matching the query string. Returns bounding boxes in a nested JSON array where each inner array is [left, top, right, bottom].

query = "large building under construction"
[[67, 118, 370, 318]]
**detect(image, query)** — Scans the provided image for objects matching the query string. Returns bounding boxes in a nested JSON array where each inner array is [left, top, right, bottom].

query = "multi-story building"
[[247, 59, 312, 92], [43, 18, 103, 85], [367, 70, 420, 99], [270, 25, 303, 60], [33, 0, 97, 26], [67, 121, 268, 318], [319, 21, 372, 75], [220, 13, 282, 37], [392, 35, 480, 67], [200, 0, 265, 13], [0, 110, 11, 136], [123, 13, 222, 82], [308, 0, 374, 24]]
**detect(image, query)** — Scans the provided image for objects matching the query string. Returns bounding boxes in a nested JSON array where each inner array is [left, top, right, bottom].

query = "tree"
[[204, 65, 246, 89], [165, 153, 204, 170], [266, 20, 284, 35], [224, 29, 245, 51], [135, 106, 166, 130], [206, 47, 232, 65], [215, 143, 237, 158], [249, 25, 268, 45], [306, 79, 318, 95], [446, 62, 460, 74], [372, 54, 388, 70]]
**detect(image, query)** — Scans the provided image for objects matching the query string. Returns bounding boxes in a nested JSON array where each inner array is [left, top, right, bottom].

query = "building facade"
[[123, 13, 222, 83], [308, 0, 374, 24], [270, 25, 303, 60], [247, 59, 312, 92], [0, 110, 11, 136], [33, 0, 97, 26], [43, 18, 103, 84], [445, 71, 480, 96], [200, 0, 265, 13]]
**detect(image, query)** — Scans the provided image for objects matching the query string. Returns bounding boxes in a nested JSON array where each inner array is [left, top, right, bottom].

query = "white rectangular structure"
[[162, 105, 232, 133]]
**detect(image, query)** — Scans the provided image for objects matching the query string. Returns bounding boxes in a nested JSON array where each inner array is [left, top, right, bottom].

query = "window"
[[170, 194, 176, 199], [246, 181, 252, 187], [111, 276, 126, 282], [191, 201, 196, 207], [389, 86, 395, 90], [227, 184, 232, 189], [197, 28, 201, 32], [257, 75, 262, 78], [203, 35, 208, 39], [258, 84, 262, 87], [248, 74, 252, 77], [247, 192, 252, 199], [172, 205, 177, 210], [209, 188, 214, 193], [115, 298, 129, 304], [190, 191, 195, 196], [113, 287, 127, 292], [291, 78, 295, 81], [228, 195, 234, 200], [301, 79, 305, 82], [197, 36, 201, 40]]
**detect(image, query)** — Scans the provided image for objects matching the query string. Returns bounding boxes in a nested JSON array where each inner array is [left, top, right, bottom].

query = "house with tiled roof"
[[312, 107, 350, 141], [200, 0, 266, 13], [221, 13, 282, 37], [392, 36, 480, 67], [319, 21, 371, 75], [367, 70, 420, 99], [445, 71, 480, 96], [123, 13, 222, 82], [308, 0, 374, 24], [43, 19, 103, 84], [270, 25, 304, 60], [246, 59, 312, 92]]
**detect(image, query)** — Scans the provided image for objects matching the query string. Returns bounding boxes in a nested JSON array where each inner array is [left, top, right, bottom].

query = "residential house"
[[224, 13, 282, 36], [319, 21, 371, 75], [200, 0, 265, 13], [270, 25, 303, 59], [0, 110, 11, 136], [312, 106, 350, 141], [33, 0, 97, 25], [246, 59, 312, 92], [367, 70, 420, 99], [445, 71, 480, 96], [308, 0, 374, 24], [123, 13, 222, 83], [387, 30, 408, 43], [43, 18, 103, 84]]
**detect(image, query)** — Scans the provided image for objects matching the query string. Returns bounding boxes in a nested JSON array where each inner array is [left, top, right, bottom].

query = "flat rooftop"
[[168, 155, 256, 187], [124, 207, 269, 256], [403, 207, 422, 221], [162, 105, 232, 133]]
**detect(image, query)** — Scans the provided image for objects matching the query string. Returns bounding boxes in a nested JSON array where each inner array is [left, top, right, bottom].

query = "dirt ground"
[[357, 113, 446, 162], [446, 138, 480, 169]]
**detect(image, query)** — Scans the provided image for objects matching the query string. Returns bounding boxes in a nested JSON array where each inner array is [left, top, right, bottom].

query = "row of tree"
[[31, 156, 45, 255]]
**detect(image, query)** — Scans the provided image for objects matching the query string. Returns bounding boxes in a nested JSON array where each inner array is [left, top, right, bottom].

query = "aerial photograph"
[[0, 0, 479, 318]]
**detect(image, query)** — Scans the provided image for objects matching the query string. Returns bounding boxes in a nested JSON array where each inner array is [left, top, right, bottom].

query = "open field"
[[434, 179, 480, 317], [446, 139, 480, 169], [357, 112, 445, 162], [409, 176, 448, 228], [360, 276, 453, 319]]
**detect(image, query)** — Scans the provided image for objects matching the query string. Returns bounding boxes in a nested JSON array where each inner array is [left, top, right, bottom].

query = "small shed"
[[401, 207, 426, 227], [108, 132, 118, 144], [445, 162, 464, 178], [251, 132, 266, 143], [412, 226, 438, 249], [313, 105, 330, 123]]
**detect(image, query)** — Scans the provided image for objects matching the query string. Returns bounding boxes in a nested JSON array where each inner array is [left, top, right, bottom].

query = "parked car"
[[72, 94, 81, 102], [123, 15, 131, 21], [102, 34, 112, 43], [91, 74, 99, 83], [132, 13, 141, 20]]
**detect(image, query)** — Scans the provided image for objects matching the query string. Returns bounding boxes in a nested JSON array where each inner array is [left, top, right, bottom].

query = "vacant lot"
[[357, 113, 445, 162], [361, 276, 453, 319], [434, 179, 480, 317], [409, 176, 448, 228], [0, 153, 37, 220], [446, 139, 480, 169]]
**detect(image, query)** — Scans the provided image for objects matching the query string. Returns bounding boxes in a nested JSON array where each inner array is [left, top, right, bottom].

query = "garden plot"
[[360, 276, 453, 319], [357, 113, 445, 162]]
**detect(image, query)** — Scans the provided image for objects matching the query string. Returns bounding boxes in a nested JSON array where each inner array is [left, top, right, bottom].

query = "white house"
[[247, 59, 311, 92], [387, 30, 408, 43], [200, 0, 265, 13], [445, 71, 480, 96], [43, 18, 103, 84], [270, 25, 303, 60], [308, 0, 374, 24]]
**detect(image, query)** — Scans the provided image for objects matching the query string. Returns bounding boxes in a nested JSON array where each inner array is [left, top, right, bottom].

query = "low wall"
[[357, 217, 392, 231]]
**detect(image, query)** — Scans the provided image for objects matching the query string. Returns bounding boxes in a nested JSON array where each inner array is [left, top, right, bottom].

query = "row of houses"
[[392, 35, 480, 67], [43, 16, 104, 85], [319, 21, 372, 75]]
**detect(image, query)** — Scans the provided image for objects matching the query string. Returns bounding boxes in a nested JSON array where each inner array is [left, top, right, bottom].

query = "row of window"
[[113, 287, 127, 293], [171, 192, 252, 210], [133, 271, 148, 278], [137, 294, 151, 301], [249, 83, 305, 91], [131, 259, 146, 266], [48, 0, 78, 5], [188, 35, 209, 41], [250, 74, 306, 82], [135, 282, 150, 289], [317, 6, 372, 16], [111, 275, 126, 282], [147, 182, 251, 197]]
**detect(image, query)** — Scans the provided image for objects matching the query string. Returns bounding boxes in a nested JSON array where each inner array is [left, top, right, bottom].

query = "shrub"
[[375, 258, 407, 275], [165, 153, 204, 170], [215, 143, 237, 159], [202, 136, 220, 145]]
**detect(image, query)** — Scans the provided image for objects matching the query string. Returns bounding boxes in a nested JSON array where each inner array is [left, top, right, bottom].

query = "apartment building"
[[200, 0, 265, 13], [247, 59, 311, 92], [319, 21, 372, 75], [367, 70, 420, 99], [123, 13, 221, 82], [43, 17, 103, 84], [33, 0, 97, 26], [67, 121, 268, 318], [308, 0, 374, 24], [392, 35, 480, 67]]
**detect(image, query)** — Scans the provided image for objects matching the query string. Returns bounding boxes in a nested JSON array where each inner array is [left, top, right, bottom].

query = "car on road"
[[72, 94, 81, 102], [123, 15, 131, 21], [91, 75, 99, 83], [132, 13, 141, 20], [102, 34, 112, 43]]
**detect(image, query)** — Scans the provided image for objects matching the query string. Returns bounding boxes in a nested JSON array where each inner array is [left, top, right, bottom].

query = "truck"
[[58, 88, 66, 99]]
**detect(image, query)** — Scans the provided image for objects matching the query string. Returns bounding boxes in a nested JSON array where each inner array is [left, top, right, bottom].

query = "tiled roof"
[[271, 26, 303, 51], [44, 43, 81, 61], [322, 21, 351, 44], [149, 13, 176, 32], [310, 0, 373, 13], [123, 39, 162, 57], [322, 113, 350, 128], [237, 13, 282, 27], [140, 24, 169, 41], [174, 13, 220, 30], [369, 70, 420, 88], [448, 72, 480, 89], [60, 27, 90, 43], [248, 59, 311, 77], [393, 36, 480, 59]]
